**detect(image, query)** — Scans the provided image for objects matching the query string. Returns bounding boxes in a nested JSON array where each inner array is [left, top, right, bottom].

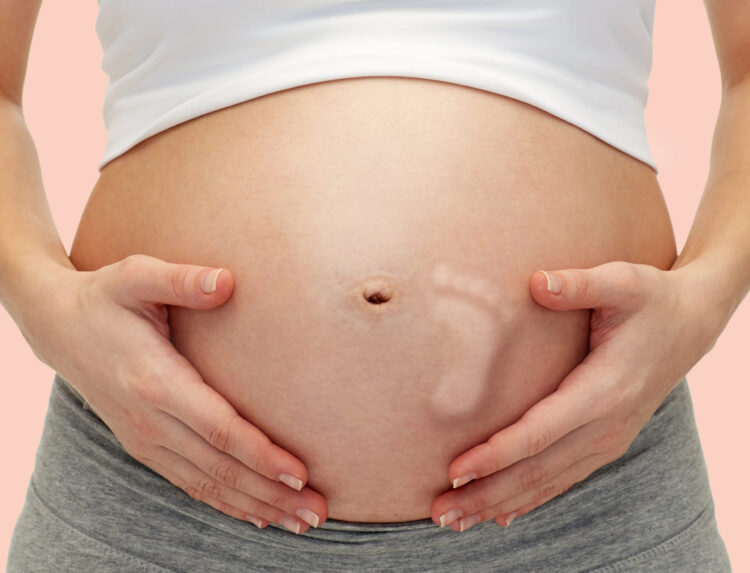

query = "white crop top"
[[95, 0, 658, 173]]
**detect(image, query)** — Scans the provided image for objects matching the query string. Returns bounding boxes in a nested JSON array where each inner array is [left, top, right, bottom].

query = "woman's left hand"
[[430, 259, 727, 532]]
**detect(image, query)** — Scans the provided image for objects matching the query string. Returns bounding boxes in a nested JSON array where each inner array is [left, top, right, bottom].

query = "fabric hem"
[[585, 502, 723, 572], [28, 479, 176, 573]]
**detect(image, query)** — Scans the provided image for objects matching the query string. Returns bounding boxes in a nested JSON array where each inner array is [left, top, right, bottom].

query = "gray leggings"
[[7, 372, 732, 572]]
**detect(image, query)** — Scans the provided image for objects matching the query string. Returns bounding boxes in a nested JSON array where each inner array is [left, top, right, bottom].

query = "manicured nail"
[[245, 514, 263, 528], [296, 507, 320, 528], [540, 270, 562, 294], [200, 268, 223, 294], [439, 508, 464, 527], [279, 515, 301, 534], [452, 472, 477, 489], [279, 473, 303, 491], [459, 512, 482, 532], [506, 511, 518, 527]]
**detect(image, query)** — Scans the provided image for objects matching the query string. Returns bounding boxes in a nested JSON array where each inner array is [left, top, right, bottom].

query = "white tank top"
[[95, 0, 658, 172]]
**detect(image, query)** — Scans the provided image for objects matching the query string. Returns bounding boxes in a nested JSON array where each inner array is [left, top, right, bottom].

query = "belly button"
[[363, 279, 393, 305], [360, 272, 398, 307]]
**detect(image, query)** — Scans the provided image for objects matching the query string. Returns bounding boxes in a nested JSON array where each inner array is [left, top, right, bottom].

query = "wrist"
[[0, 257, 79, 329], [670, 249, 748, 341]]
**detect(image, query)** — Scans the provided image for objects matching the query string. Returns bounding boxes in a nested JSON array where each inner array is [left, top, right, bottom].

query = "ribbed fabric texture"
[[95, 0, 658, 172]]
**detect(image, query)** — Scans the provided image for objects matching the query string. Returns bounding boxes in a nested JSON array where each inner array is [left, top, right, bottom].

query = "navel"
[[362, 279, 394, 305], [359, 271, 398, 308]]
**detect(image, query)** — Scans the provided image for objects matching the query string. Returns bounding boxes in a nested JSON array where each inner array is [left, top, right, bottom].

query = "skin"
[[68, 75, 676, 527], [432, 259, 740, 531], [430, 0, 750, 531], [0, 0, 748, 538]]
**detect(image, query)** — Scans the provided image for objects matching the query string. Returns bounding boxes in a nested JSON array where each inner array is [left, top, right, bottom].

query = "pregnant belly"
[[69, 76, 677, 522]]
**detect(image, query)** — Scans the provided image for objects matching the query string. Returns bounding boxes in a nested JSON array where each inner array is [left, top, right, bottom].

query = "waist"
[[69, 76, 677, 522]]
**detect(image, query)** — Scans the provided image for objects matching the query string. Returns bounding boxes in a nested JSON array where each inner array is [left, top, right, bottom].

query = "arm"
[[0, 2, 328, 531], [0, 0, 76, 326], [670, 0, 750, 325], [430, 1, 750, 530]]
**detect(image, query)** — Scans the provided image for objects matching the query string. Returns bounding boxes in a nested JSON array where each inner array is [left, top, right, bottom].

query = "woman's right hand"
[[17, 253, 328, 533]]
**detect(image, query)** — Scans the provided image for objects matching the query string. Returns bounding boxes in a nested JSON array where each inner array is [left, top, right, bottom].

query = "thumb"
[[112, 254, 234, 310], [530, 261, 644, 312]]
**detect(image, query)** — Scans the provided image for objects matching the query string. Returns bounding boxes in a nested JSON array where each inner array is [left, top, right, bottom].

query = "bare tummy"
[[69, 77, 677, 522]]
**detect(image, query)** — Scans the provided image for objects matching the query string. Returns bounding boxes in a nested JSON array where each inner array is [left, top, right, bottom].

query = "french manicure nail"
[[540, 270, 562, 294], [279, 473, 303, 491], [245, 513, 263, 528], [506, 511, 518, 527], [459, 512, 482, 532], [296, 507, 320, 528], [279, 515, 301, 534], [200, 268, 223, 294], [439, 508, 464, 527], [452, 472, 477, 488]]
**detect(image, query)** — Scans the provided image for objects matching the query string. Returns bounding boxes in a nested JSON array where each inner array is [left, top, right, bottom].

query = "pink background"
[[2, 2, 748, 570]]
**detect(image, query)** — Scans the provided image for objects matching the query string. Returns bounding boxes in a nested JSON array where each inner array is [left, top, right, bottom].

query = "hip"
[[7, 372, 730, 572]]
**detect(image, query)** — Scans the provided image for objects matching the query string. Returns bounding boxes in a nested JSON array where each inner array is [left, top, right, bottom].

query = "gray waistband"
[[16, 371, 726, 571]]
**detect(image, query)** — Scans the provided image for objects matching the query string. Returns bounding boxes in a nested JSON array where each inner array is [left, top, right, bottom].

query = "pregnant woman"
[[3, 1, 747, 571]]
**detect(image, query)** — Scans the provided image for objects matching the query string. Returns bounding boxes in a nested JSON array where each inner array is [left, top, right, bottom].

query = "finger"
[[531, 261, 649, 312], [145, 452, 268, 529], [435, 419, 605, 525], [158, 353, 310, 492], [156, 412, 326, 526], [488, 452, 607, 530], [447, 372, 597, 488], [447, 452, 603, 532], [108, 253, 233, 310], [149, 446, 312, 534]]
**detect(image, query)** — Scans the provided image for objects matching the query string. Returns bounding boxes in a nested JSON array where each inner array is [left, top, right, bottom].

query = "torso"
[[69, 77, 677, 522]]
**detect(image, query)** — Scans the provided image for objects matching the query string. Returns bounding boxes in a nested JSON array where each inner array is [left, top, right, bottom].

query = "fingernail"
[[458, 512, 482, 532], [200, 268, 223, 294], [245, 513, 263, 528], [279, 473, 303, 491], [540, 270, 562, 294], [296, 507, 320, 528], [452, 472, 477, 489], [439, 508, 464, 527], [279, 515, 301, 534], [506, 511, 518, 527]]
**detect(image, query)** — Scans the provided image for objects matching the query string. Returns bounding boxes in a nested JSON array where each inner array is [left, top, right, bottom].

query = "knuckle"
[[118, 254, 146, 286], [535, 482, 561, 504], [590, 389, 618, 419], [198, 478, 224, 500], [169, 265, 192, 298], [611, 437, 632, 460], [125, 367, 170, 410], [469, 486, 491, 510], [267, 489, 287, 510], [131, 375, 168, 409], [84, 267, 107, 300], [619, 261, 642, 288], [570, 270, 589, 301], [122, 438, 150, 463], [127, 410, 162, 443], [527, 427, 551, 457], [208, 416, 236, 453], [245, 434, 276, 477], [519, 465, 548, 492], [617, 262, 646, 304], [595, 418, 629, 454], [136, 451, 155, 467], [593, 430, 618, 453], [184, 485, 203, 502], [128, 444, 157, 468], [211, 459, 241, 489]]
